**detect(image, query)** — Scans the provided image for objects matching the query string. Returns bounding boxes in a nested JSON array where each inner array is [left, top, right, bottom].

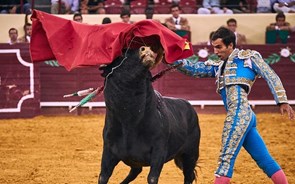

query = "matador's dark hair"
[[211, 26, 236, 49]]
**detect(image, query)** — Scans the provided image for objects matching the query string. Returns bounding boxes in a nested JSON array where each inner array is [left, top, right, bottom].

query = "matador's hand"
[[280, 103, 294, 120]]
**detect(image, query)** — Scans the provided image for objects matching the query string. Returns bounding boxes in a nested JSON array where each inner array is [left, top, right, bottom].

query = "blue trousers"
[[215, 85, 281, 178]]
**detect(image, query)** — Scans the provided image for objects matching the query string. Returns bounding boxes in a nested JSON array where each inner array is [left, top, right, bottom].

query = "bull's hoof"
[[98, 175, 108, 184], [147, 176, 158, 184]]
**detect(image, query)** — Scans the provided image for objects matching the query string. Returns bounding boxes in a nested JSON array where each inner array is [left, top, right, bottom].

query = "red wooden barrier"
[[0, 44, 40, 118], [1, 43, 294, 117]]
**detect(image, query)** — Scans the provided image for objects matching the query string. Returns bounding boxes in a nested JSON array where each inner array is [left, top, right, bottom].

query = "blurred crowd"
[[1, 0, 295, 45], [1, 0, 295, 15]]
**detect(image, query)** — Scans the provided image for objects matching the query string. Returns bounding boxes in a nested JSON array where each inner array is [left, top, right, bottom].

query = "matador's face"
[[211, 38, 234, 61]]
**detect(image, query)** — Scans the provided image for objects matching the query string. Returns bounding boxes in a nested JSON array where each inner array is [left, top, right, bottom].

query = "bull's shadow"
[[99, 46, 201, 184]]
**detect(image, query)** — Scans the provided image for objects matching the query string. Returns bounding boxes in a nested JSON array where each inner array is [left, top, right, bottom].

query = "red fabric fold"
[[30, 10, 193, 71]]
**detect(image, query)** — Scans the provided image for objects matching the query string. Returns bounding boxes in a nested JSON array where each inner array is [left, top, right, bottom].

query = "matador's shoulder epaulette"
[[204, 59, 222, 66], [238, 49, 264, 69], [237, 49, 256, 60]]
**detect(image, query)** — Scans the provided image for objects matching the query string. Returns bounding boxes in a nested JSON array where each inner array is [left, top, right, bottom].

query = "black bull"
[[99, 47, 201, 184]]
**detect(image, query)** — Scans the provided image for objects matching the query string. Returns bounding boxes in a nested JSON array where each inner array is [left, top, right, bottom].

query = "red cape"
[[30, 10, 193, 71]]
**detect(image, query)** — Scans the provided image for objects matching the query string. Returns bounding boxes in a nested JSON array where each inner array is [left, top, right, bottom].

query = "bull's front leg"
[[98, 147, 120, 184], [147, 147, 167, 184]]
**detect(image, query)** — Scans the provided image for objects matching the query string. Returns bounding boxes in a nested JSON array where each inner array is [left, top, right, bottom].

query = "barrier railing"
[[1, 43, 294, 117]]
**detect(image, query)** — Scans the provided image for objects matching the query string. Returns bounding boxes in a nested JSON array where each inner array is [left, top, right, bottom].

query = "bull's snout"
[[139, 46, 156, 68]]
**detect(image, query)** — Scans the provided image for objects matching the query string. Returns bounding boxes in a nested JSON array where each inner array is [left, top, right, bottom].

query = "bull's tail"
[[174, 156, 199, 183]]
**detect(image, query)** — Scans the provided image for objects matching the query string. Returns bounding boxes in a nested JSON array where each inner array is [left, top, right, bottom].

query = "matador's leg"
[[243, 116, 288, 183], [215, 85, 253, 178]]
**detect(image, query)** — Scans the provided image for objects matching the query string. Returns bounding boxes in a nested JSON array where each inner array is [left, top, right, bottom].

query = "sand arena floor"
[[0, 113, 294, 184]]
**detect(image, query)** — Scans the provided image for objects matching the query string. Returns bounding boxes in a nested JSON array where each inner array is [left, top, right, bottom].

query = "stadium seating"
[[104, 0, 124, 14], [179, 0, 197, 14], [130, 0, 148, 14], [153, 0, 172, 14]]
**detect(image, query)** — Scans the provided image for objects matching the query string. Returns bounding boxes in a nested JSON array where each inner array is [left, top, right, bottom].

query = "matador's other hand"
[[279, 103, 294, 120]]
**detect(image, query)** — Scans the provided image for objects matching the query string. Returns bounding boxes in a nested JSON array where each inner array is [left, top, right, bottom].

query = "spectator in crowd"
[[0, 0, 11, 13], [226, 18, 247, 45], [18, 23, 32, 43], [97, 7, 106, 14], [51, 0, 63, 14], [198, 0, 233, 14], [165, 4, 190, 31], [80, 0, 88, 14], [144, 7, 162, 23], [225, 0, 250, 13], [51, 0, 79, 14], [120, 9, 134, 24], [122, 0, 131, 6], [8, 28, 19, 45], [256, 0, 275, 13], [1, 0, 31, 14], [273, 0, 295, 13], [102, 17, 111, 24], [266, 12, 292, 43], [266, 12, 291, 31], [145, 7, 154, 19], [80, 0, 105, 14], [73, 12, 83, 22]]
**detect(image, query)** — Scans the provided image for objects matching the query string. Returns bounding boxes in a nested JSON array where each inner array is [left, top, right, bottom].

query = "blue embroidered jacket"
[[175, 49, 288, 104]]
